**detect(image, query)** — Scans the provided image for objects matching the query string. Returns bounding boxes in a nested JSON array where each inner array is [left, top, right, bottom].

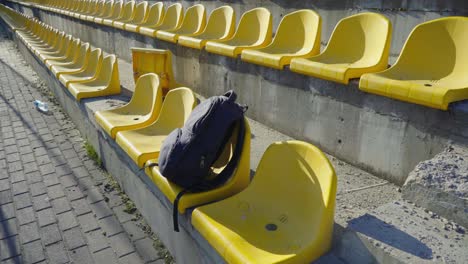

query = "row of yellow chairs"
[[0, 5, 339, 263], [22, 0, 468, 110], [0, 5, 120, 101]]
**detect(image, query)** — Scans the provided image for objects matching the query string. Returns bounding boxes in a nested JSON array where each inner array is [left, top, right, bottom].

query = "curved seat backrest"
[[83, 48, 103, 76], [98, 1, 114, 17], [229, 7, 272, 46], [158, 3, 183, 29], [117, 1, 135, 21], [176, 4, 206, 33], [155, 87, 196, 128], [270, 10, 321, 53], [391, 17, 468, 81], [91, 1, 105, 15], [85, 0, 97, 14], [123, 73, 162, 115], [72, 42, 90, 66], [64, 39, 81, 59], [251, 141, 337, 233], [200, 6, 234, 39], [108, 1, 123, 19], [320, 13, 391, 67], [141, 2, 164, 26], [131, 1, 148, 24], [94, 55, 120, 90]]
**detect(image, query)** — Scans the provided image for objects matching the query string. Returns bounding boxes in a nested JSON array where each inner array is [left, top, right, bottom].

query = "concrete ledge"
[[8, 2, 468, 186]]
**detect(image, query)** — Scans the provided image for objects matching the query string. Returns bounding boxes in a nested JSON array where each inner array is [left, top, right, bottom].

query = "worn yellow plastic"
[[38, 35, 72, 62], [177, 6, 235, 50], [32, 32, 62, 55], [85, 0, 105, 21], [359, 17, 468, 110], [125, 2, 164, 33], [79, 0, 97, 20], [115, 87, 197, 167], [205, 8, 272, 58], [59, 48, 103, 87], [290, 13, 392, 84], [192, 141, 337, 264], [101, 1, 123, 26], [95, 73, 163, 139], [112, 1, 136, 29], [139, 3, 183, 37], [146, 118, 251, 213], [44, 39, 81, 67], [51, 42, 90, 77], [68, 54, 120, 101], [156, 4, 206, 43], [94, 0, 115, 23], [131, 47, 177, 94], [241, 10, 322, 70], [47, 41, 88, 71], [119, 1, 148, 31]]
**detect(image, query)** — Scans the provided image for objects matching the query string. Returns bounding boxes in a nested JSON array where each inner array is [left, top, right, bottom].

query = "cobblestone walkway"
[[0, 28, 168, 263]]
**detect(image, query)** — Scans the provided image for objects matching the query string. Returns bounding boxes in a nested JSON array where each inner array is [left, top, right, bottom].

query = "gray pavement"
[[0, 28, 169, 263]]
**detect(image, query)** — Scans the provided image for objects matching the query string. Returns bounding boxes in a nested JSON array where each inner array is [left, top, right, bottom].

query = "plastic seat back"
[[158, 3, 183, 30], [98, 1, 113, 17], [130, 1, 148, 24], [229, 7, 272, 46], [269, 10, 321, 54], [319, 13, 391, 69], [72, 42, 90, 67], [82, 48, 103, 76], [123, 72, 162, 116], [198, 6, 235, 39], [154, 87, 196, 129], [116, 1, 135, 21], [107, 1, 122, 19], [93, 54, 120, 89], [175, 4, 206, 34], [140, 2, 164, 26]]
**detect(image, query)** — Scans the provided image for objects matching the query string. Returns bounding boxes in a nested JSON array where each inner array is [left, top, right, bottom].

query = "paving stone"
[[0, 179, 10, 192], [37, 208, 56, 227], [25, 170, 42, 184], [86, 187, 105, 204], [57, 211, 78, 231], [109, 232, 135, 257], [69, 245, 94, 264], [40, 223, 62, 246], [63, 227, 87, 250], [122, 221, 146, 242], [135, 237, 159, 262], [18, 221, 40, 244], [17, 206, 35, 226], [113, 204, 134, 223], [47, 184, 65, 199], [22, 240, 45, 263], [85, 229, 109, 253], [55, 164, 72, 176], [10, 171, 25, 183], [90, 200, 113, 220], [0, 190, 13, 205], [46, 242, 69, 264], [72, 166, 90, 178], [118, 252, 146, 264], [0, 202, 15, 221], [70, 198, 92, 216], [51, 196, 71, 214], [60, 174, 78, 188], [0, 235, 20, 260], [77, 213, 99, 233], [99, 215, 124, 237], [0, 218, 18, 239], [29, 182, 47, 197], [13, 192, 32, 210], [38, 163, 55, 176], [65, 186, 85, 201], [12, 181, 28, 195], [32, 194, 51, 211], [92, 247, 118, 264], [42, 173, 60, 187]]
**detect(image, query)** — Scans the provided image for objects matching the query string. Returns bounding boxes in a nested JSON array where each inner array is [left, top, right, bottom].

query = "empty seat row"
[[0, 5, 120, 101], [20, 0, 468, 110], [0, 4, 339, 263]]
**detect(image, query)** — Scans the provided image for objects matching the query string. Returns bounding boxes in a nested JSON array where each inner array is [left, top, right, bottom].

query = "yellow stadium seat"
[[205, 8, 272, 58], [47, 41, 88, 70], [59, 48, 103, 87], [146, 118, 251, 213], [156, 4, 206, 43], [131, 47, 177, 94], [43, 38, 80, 65], [94, 0, 115, 23], [177, 6, 235, 50], [72, 0, 88, 18], [33, 32, 64, 56], [290, 13, 392, 84], [84, 0, 105, 21], [95, 73, 163, 139], [359, 17, 468, 110], [115, 87, 196, 167], [241, 10, 321, 70], [39, 35, 72, 62], [51, 43, 91, 77], [139, 3, 183, 37], [79, 0, 98, 20], [192, 141, 337, 264], [117, 1, 148, 31], [125, 2, 164, 33], [112, 1, 136, 29], [68, 54, 120, 101], [101, 1, 123, 26]]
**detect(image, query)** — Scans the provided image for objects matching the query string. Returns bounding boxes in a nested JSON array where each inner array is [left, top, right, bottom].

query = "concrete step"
[[336, 200, 467, 263]]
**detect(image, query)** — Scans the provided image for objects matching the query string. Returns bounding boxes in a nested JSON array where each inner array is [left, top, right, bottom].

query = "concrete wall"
[[6, 1, 468, 186]]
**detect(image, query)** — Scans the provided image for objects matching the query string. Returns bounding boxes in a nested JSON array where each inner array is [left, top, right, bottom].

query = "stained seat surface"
[[95, 73, 163, 139], [139, 3, 183, 37], [290, 12, 392, 84], [115, 87, 197, 167], [146, 118, 251, 213], [192, 141, 337, 264], [156, 4, 206, 43], [59, 48, 103, 87], [241, 10, 321, 70], [359, 16, 468, 110], [124, 2, 164, 33]]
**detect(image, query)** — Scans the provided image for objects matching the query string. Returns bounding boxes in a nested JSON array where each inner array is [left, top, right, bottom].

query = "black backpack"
[[146, 90, 247, 231]]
